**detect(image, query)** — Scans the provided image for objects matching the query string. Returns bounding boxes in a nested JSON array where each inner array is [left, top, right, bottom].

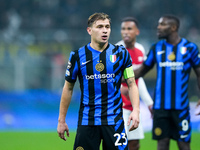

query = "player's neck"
[[125, 41, 135, 49], [166, 34, 181, 46], [90, 42, 108, 52]]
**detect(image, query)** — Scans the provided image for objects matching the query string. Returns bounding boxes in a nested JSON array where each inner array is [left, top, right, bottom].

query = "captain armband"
[[123, 66, 135, 79]]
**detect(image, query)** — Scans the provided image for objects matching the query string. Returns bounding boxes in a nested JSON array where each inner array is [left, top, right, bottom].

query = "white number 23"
[[114, 133, 127, 146]]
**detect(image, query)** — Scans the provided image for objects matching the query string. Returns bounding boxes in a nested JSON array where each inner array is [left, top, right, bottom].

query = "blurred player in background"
[[116, 17, 153, 150], [134, 15, 200, 150], [57, 12, 140, 150]]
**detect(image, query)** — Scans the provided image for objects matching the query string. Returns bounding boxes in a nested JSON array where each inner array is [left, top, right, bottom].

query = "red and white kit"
[[116, 40, 153, 140]]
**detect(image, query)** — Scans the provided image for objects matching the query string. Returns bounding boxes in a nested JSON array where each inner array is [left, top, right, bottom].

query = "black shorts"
[[152, 109, 191, 142], [73, 119, 128, 150]]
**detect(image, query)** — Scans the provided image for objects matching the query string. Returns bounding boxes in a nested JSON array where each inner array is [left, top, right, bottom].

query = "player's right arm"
[[135, 46, 156, 79], [57, 80, 75, 141], [134, 64, 150, 79]]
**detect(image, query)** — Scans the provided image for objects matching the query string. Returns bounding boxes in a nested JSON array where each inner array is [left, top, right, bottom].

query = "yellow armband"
[[123, 66, 135, 79]]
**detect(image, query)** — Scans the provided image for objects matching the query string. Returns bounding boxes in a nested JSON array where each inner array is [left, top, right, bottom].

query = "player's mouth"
[[157, 30, 162, 35], [102, 35, 108, 40], [123, 36, 130, 41]]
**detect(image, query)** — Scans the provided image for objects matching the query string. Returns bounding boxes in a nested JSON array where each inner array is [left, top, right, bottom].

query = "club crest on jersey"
[[95, 61, 104, 72], [110, 55, 116, 63], [180, 47, 187, 55], [168, 52, 176, 61]]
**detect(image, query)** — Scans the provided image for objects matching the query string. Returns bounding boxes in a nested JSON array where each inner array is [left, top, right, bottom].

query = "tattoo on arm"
[[126, 77, 136, 87]]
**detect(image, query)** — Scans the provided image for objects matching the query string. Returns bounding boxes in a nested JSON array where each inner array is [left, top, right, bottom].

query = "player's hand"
[[57, 122, 69, 141], [195, 100, 200, 115], [127, 109, 140, 131]]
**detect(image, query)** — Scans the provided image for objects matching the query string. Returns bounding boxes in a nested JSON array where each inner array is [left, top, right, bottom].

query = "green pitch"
[[0, 131, 199, 150]]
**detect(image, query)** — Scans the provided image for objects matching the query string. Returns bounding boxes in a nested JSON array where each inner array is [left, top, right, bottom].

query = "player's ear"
[[136, 29, 140, 36], [87, 27, 92, 35], [171, 24, 177, 32]]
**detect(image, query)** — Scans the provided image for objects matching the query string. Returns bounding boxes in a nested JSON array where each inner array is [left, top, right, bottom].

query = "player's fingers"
[[58, 132, 66, 141], [195, 112, 200, 115], [129, 120, 139, 131], [66, 130, 70, 137], [127, 117, 131, 126]]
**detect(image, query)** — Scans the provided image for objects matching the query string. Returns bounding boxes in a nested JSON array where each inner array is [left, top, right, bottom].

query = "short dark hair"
[[162, 15, 180, 31], [87, 12, 111, 27], [121, 17, 139, 28]]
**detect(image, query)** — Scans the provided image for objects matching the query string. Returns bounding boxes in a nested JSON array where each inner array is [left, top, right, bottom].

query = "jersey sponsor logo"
[[85, 73, 115, 83], [154, 127, 162, 136], [95, 62, 104, 72], [180, 47, 187, 55], [159, 61, 184, 70], [157, 50, 165, 55], [81, 60, 91, 65], [110, 55, 116, 63], [168, 52, 176, 61]]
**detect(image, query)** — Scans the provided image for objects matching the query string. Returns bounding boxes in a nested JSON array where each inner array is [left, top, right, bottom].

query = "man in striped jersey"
[[57, 12, 140, 150], [135, 15, 200, 150], [116, 17, 153, 150]]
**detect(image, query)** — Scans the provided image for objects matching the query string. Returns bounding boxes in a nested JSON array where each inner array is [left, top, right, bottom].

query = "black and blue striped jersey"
[[65, 43, 133, 125], [144, 38, 200, 110]]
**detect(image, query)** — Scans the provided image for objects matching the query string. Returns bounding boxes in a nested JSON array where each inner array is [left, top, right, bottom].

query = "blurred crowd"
[[0, 0, 200, 90], [0, 0, 199, 29]]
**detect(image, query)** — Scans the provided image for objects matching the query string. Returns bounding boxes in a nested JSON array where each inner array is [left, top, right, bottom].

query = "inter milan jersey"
[[144, 38, 200, 110], [65, 43, 132, 125]]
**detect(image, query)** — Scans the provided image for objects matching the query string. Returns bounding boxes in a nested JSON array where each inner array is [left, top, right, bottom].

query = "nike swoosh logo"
[[82, 60, 91, 65], [180, 134, 188, 138], [157, 51, 165, 55]]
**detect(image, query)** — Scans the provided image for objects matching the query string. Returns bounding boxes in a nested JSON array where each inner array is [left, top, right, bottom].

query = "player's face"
[[157, 17, 173, 39], [121, 21, 139, 44], [87, 19, 111, 45]]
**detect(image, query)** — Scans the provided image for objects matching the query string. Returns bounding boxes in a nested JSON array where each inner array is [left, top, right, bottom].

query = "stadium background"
[[0, 0, 200, 149]]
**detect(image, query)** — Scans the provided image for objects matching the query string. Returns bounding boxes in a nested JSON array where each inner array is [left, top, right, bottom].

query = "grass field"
[[0, 131, 199, 150]]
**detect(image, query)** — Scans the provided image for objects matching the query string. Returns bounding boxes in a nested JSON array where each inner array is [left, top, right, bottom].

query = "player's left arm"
[[193, 67, 200, 115], [138, 77, 153, 116], [124, 66, 140, 131]]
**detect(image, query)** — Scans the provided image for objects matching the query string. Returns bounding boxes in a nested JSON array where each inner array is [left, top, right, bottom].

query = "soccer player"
[[57, 12, 140, 150], [116, 17, 153, 150], [134, 15, 200, 150]]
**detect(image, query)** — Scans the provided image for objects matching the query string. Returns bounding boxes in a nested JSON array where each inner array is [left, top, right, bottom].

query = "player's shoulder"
[[149, 40, 164, 50], [69, 45, 87, 59], [115, 40, 125, 47], [182, 38, 198, 48], [111, 43, 126, 51], [135, 42, 145, 53]]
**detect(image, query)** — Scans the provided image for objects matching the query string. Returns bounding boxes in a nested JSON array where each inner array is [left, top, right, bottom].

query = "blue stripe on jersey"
[[178, 109, 191, 142], [144, 38, 200, 110], [65, 43, 132, 125]]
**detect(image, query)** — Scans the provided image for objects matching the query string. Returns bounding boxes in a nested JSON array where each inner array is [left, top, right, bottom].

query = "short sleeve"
[[65, 51, 79, 83]]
